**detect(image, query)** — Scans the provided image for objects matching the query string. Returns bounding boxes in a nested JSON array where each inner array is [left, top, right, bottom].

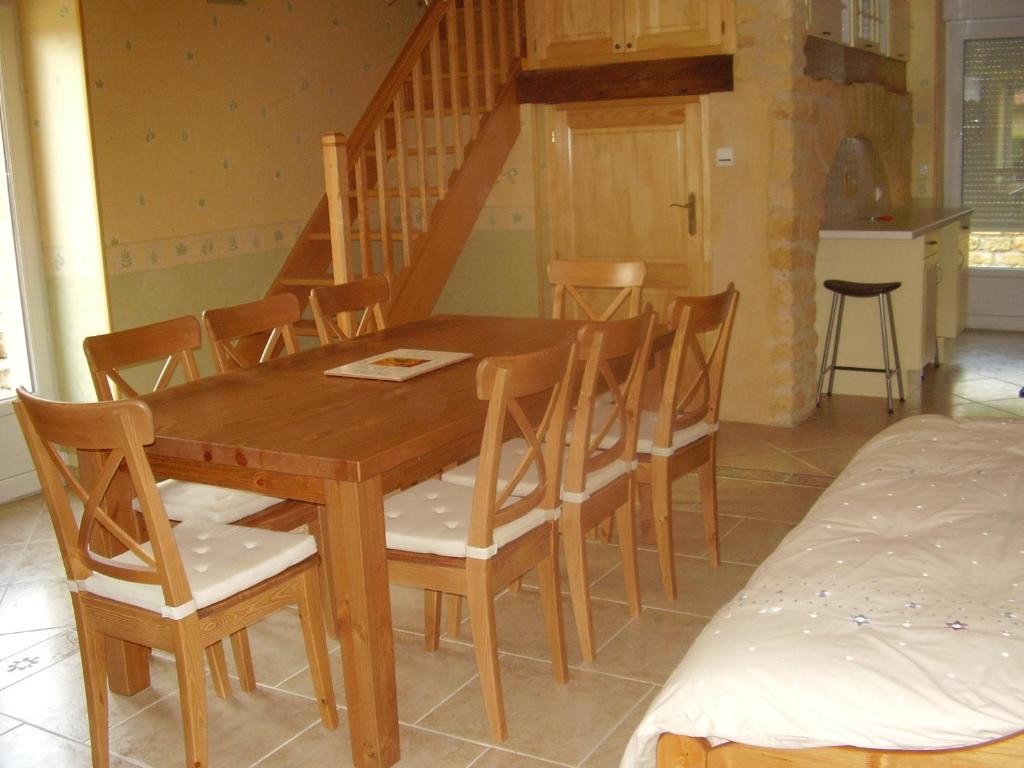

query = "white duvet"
[[621, 415, 1024, 767]]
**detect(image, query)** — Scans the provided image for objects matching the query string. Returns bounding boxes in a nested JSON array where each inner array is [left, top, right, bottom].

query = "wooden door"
[[528, 0, 623, 63], [625, 0, 722, 52], [548, 98, 704, 320]]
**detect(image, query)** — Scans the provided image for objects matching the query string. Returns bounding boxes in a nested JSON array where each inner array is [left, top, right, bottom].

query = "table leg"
[[77, 448, 152, 695], [321, 477, 400, 767]]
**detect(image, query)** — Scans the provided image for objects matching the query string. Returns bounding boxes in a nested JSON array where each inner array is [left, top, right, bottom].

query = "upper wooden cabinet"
[[525, 0, 732, 68], [806, 0, 845, 43], [888, 0, 910, 61], [805, 0, 909, 61]]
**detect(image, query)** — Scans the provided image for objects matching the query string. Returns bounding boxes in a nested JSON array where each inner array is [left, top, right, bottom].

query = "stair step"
[[366, 145, 458, 158], [350, 187, 441, 198], [348, 230, 421, 242]]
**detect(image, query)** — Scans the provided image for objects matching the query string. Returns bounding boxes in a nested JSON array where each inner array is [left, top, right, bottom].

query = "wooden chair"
[[548, 259, 647, 321], [309, 276, 390, 344], [202, 293, 300, 372], [13, 389, 337, 768], [633, 285, 739, 598], [84, 316, 329, 653], [441, 309, 657, 661], [384, 341, 577, 742]]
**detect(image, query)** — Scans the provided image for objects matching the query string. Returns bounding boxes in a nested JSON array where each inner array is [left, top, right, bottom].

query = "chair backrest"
[[466, 340, 578, 554], [84, 315, 202, 401], [309, 276, 390, 344], [548, 259, 647, 321], [565, 308, 657, 495], [653, 284, 739, 448], [202, 293, 301, 373], [14, 388, 194, 612]]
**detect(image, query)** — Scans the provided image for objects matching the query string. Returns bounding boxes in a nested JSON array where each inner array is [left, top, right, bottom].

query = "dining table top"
[[142, 313, 582, 485]]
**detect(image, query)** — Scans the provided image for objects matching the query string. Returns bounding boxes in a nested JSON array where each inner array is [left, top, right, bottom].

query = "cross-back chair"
[[202, 293, 300, 373], [633, 285, 739, 598], [14, 389, 337, 768], [441, 309, 657, 662], [548, 259, 647, 321], [309, 275, 390, 344], [384, 340, 577, 742], [84, 315, 329, 673]]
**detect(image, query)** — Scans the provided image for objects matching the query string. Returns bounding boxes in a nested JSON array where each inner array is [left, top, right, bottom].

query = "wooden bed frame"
[[657, 731, 1024, 767]]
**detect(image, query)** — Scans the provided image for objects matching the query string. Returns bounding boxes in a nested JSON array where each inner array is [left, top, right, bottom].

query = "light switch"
[[715, 148, 734, 167]]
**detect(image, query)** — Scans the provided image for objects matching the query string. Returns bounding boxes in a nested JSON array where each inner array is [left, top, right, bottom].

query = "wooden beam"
[[516, 55, 733, 104], [804, 36, 907, 93]]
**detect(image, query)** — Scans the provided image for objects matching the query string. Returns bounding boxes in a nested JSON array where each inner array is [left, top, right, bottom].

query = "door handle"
[[670, 193, 697, 236]]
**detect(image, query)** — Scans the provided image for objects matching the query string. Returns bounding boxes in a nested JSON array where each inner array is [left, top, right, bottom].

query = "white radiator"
[[967, 267, 1024, 331]]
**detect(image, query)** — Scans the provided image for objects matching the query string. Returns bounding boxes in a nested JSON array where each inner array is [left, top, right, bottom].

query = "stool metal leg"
[[816, 291, 840, 406], [878, 295, 895, 413], [827, 295, 846, 396], [885, 292, 905, 402]]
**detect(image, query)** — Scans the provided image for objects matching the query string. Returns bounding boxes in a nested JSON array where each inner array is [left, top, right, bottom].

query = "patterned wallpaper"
[[80, 0, 421, 278]]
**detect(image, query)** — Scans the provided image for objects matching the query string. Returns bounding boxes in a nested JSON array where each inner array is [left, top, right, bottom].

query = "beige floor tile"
[[6, 539, 66, 585], [472, 747, 572, 766], [0, 579, 75, 634], [0, 712, 19, 736], [244, 605, 339, 687], [518, 538, 632, 595], [980, 397, 1024, 417], [419, 654, 651, 765], [282, 631, 480, 725], [720, 519, 796, 567], [786, 444, 863, 477], [590, 609, 706, 683], [580, 688, 658, 768], [951, 378, 1022, 402], [0, 499, 45, 546], [633, 511, 742, 560], [0, 544, 24, 586], [699, 479, 823, 525], [951, 401, 1016, 419], [0, 722, 138, 768], [0, 627, 79, 692], [449, 587, 633, 669], [590, 550, 754, 618], [109, 679, 331, 768], [0, 649, 181, 743], [0, 628, 64, 663], [254, 713, 486, 768]]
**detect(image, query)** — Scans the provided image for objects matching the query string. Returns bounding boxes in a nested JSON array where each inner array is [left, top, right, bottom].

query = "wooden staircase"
[[263, 0, 525, 337]]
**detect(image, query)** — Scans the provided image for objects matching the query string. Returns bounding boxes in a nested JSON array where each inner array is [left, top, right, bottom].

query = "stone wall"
[[739, 1, 912, 425], [970, 232, 1024, 267]]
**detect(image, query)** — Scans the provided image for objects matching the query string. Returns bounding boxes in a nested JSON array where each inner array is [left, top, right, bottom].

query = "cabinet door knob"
[[614, 42, 622, 50]]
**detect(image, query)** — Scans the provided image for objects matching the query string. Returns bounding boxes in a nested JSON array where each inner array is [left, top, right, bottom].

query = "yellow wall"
[[79, 0, 421, 372], [909, 0, 944, 203], [20, 0, 109, 402]]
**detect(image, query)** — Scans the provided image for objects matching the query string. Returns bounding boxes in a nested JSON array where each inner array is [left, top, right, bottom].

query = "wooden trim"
[[517, 55, 733, 104], [803, 35, 907, 93]]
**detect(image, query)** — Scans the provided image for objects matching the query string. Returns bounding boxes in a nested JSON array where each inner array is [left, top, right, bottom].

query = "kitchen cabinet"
[[850, 0, 886, 53], [806, 0, 846, 43], [936, 216, 972, 339], [525, 0, 730, 69], [815, 208, 970, 399], [888, 0, 910, 60]]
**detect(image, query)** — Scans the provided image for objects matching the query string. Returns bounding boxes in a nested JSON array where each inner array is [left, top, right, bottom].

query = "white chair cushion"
[[136, 479, 285, 524], [588, 403, 717, 456], [83, 519, 316, 616], [441, 438, 633, 504], [383, 478, 548, 559]]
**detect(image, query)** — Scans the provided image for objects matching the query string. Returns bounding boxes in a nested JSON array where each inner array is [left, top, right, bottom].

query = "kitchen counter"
[[820, 207, 972, 240]]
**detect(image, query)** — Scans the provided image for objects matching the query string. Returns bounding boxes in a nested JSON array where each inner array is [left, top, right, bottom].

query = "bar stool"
[[816, 279, 905, 413]]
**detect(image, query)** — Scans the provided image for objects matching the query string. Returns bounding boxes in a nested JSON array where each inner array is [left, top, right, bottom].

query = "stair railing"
[[321, 0, 523, 323]]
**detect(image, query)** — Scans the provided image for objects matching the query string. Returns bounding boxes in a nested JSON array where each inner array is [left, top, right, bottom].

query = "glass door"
[[0, 1, 56, 503]]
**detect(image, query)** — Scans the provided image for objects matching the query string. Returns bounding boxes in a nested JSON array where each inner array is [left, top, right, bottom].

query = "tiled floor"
[[2, 329, 1023, 767]]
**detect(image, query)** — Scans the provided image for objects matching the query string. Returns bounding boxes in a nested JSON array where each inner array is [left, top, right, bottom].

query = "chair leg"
[[536, 523, 568, 684], [296, 568, 340, 729], [446, 593, 463, 638], [699, 449, 720, 568], [507, 577, 523, 593], [424, 590, 442, 651], [466, 559, 507, 743], [229, 629, 256, 692], [205, 641, 232, 699], [308, 512, 337, 639], [561, 506, 597, 663], [649, 463, 676, 600], [73, 597, 110, 768], [615, 490, 642, 619], [170, 614, 208, 768]]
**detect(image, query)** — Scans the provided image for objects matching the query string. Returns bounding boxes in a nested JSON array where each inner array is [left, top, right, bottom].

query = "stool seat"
[[823, 279, 902, 298]]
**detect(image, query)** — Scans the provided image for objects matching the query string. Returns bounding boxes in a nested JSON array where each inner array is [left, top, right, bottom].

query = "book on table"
[[324, 348, 473, 382]]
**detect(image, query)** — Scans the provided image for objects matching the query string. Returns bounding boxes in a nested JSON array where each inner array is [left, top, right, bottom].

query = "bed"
[[621, 415, 1024, 767]]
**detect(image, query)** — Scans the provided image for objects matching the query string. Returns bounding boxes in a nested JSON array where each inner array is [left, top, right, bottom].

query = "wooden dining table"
[[119, 314, 580, 767]]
